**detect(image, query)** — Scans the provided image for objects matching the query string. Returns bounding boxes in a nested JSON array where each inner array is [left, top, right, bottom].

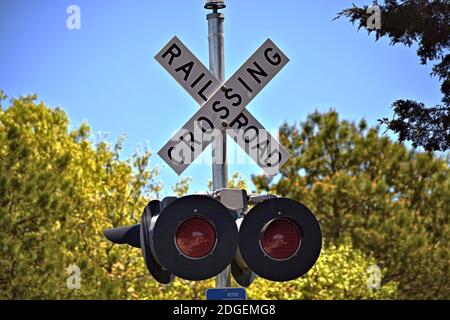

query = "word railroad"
[[155, 36, 290, 175]]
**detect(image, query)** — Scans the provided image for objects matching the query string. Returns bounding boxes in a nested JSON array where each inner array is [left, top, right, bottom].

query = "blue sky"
[[0, 0, 443, 196]]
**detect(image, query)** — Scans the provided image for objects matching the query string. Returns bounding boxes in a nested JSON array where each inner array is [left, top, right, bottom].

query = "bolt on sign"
[[156, 36, 290, 175]]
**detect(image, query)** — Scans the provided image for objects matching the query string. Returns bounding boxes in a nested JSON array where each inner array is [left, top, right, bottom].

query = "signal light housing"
[[234, 198, 322, 283], [152, 195, 238, 281], [105, 191, 321, 287]]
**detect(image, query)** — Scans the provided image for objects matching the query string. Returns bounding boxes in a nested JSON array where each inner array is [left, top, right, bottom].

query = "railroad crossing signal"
[[156, 37, 290, 176], [104, 191, 322, 286], [104, 1, 322, 292]]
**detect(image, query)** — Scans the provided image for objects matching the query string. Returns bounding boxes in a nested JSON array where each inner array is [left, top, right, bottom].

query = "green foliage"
[[207, 172, 248, 191], [172, 177, 192, 197], [247, 241, 397, 300], [253, 110, 450, 299], [228, 172, 248, 190]]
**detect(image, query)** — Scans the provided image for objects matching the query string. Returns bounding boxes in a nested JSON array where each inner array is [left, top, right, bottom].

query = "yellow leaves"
[[314, 181, 336, 191], [228, 172, 248, 190], [52, 220, 61, 232], [244, 241, 398, 300], [112, 262, 125, 272]]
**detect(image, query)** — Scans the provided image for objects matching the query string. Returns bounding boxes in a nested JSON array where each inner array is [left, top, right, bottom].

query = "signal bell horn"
[[235, 198, 322, 282]]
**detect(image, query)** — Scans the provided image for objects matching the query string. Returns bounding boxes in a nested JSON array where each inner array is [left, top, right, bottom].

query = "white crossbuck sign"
[[155, 36, 290, 175]]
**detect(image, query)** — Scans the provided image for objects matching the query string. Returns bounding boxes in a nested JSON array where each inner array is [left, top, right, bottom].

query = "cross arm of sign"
[[155, 36, 291, 176]]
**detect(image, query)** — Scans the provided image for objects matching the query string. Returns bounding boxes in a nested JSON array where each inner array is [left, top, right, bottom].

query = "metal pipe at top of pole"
[[205, 0, 230, 288]]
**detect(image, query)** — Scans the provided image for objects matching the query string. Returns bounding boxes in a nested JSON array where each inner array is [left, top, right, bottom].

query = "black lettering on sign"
[[191, 73, 205, 88], [230, 113, 249, 129], [256, 139, 270, 152], [224, 88, 242, 107], [244, 126, 259, 143], [161, 43, 181, 66], [247, 62, 268, 84], [273, 151, 282, 165], [255, 139, 271, 163], [238, 77, 253, 93], [168, 130, 202, 166], [175, 61, 194, 81], [168, 146, 184, 165], [196, 117, 214, 133], [256, 139, 283, 167], [212, 101, 230, 119], [179, 131, 196, 152], [262, 151, 282, 167], [264, 47, 282, 66], [198, 80, 213, 102]]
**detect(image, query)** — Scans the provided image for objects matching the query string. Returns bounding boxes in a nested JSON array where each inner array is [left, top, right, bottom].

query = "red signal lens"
[[175, 217, 216, 259], [260, 218, 301, 260]]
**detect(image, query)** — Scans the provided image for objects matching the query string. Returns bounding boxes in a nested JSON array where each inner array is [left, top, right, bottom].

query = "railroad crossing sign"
[[155, 36, 290, 175]]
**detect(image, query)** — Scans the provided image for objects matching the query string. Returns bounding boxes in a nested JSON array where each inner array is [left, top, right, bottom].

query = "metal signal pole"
[[205, 0, 230, 288]]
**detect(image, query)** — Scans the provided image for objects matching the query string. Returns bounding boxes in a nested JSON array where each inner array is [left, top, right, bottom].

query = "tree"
[[0, 93, 163, 299], [253, 110, 449, 299], [337, 0, 450, 151]]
